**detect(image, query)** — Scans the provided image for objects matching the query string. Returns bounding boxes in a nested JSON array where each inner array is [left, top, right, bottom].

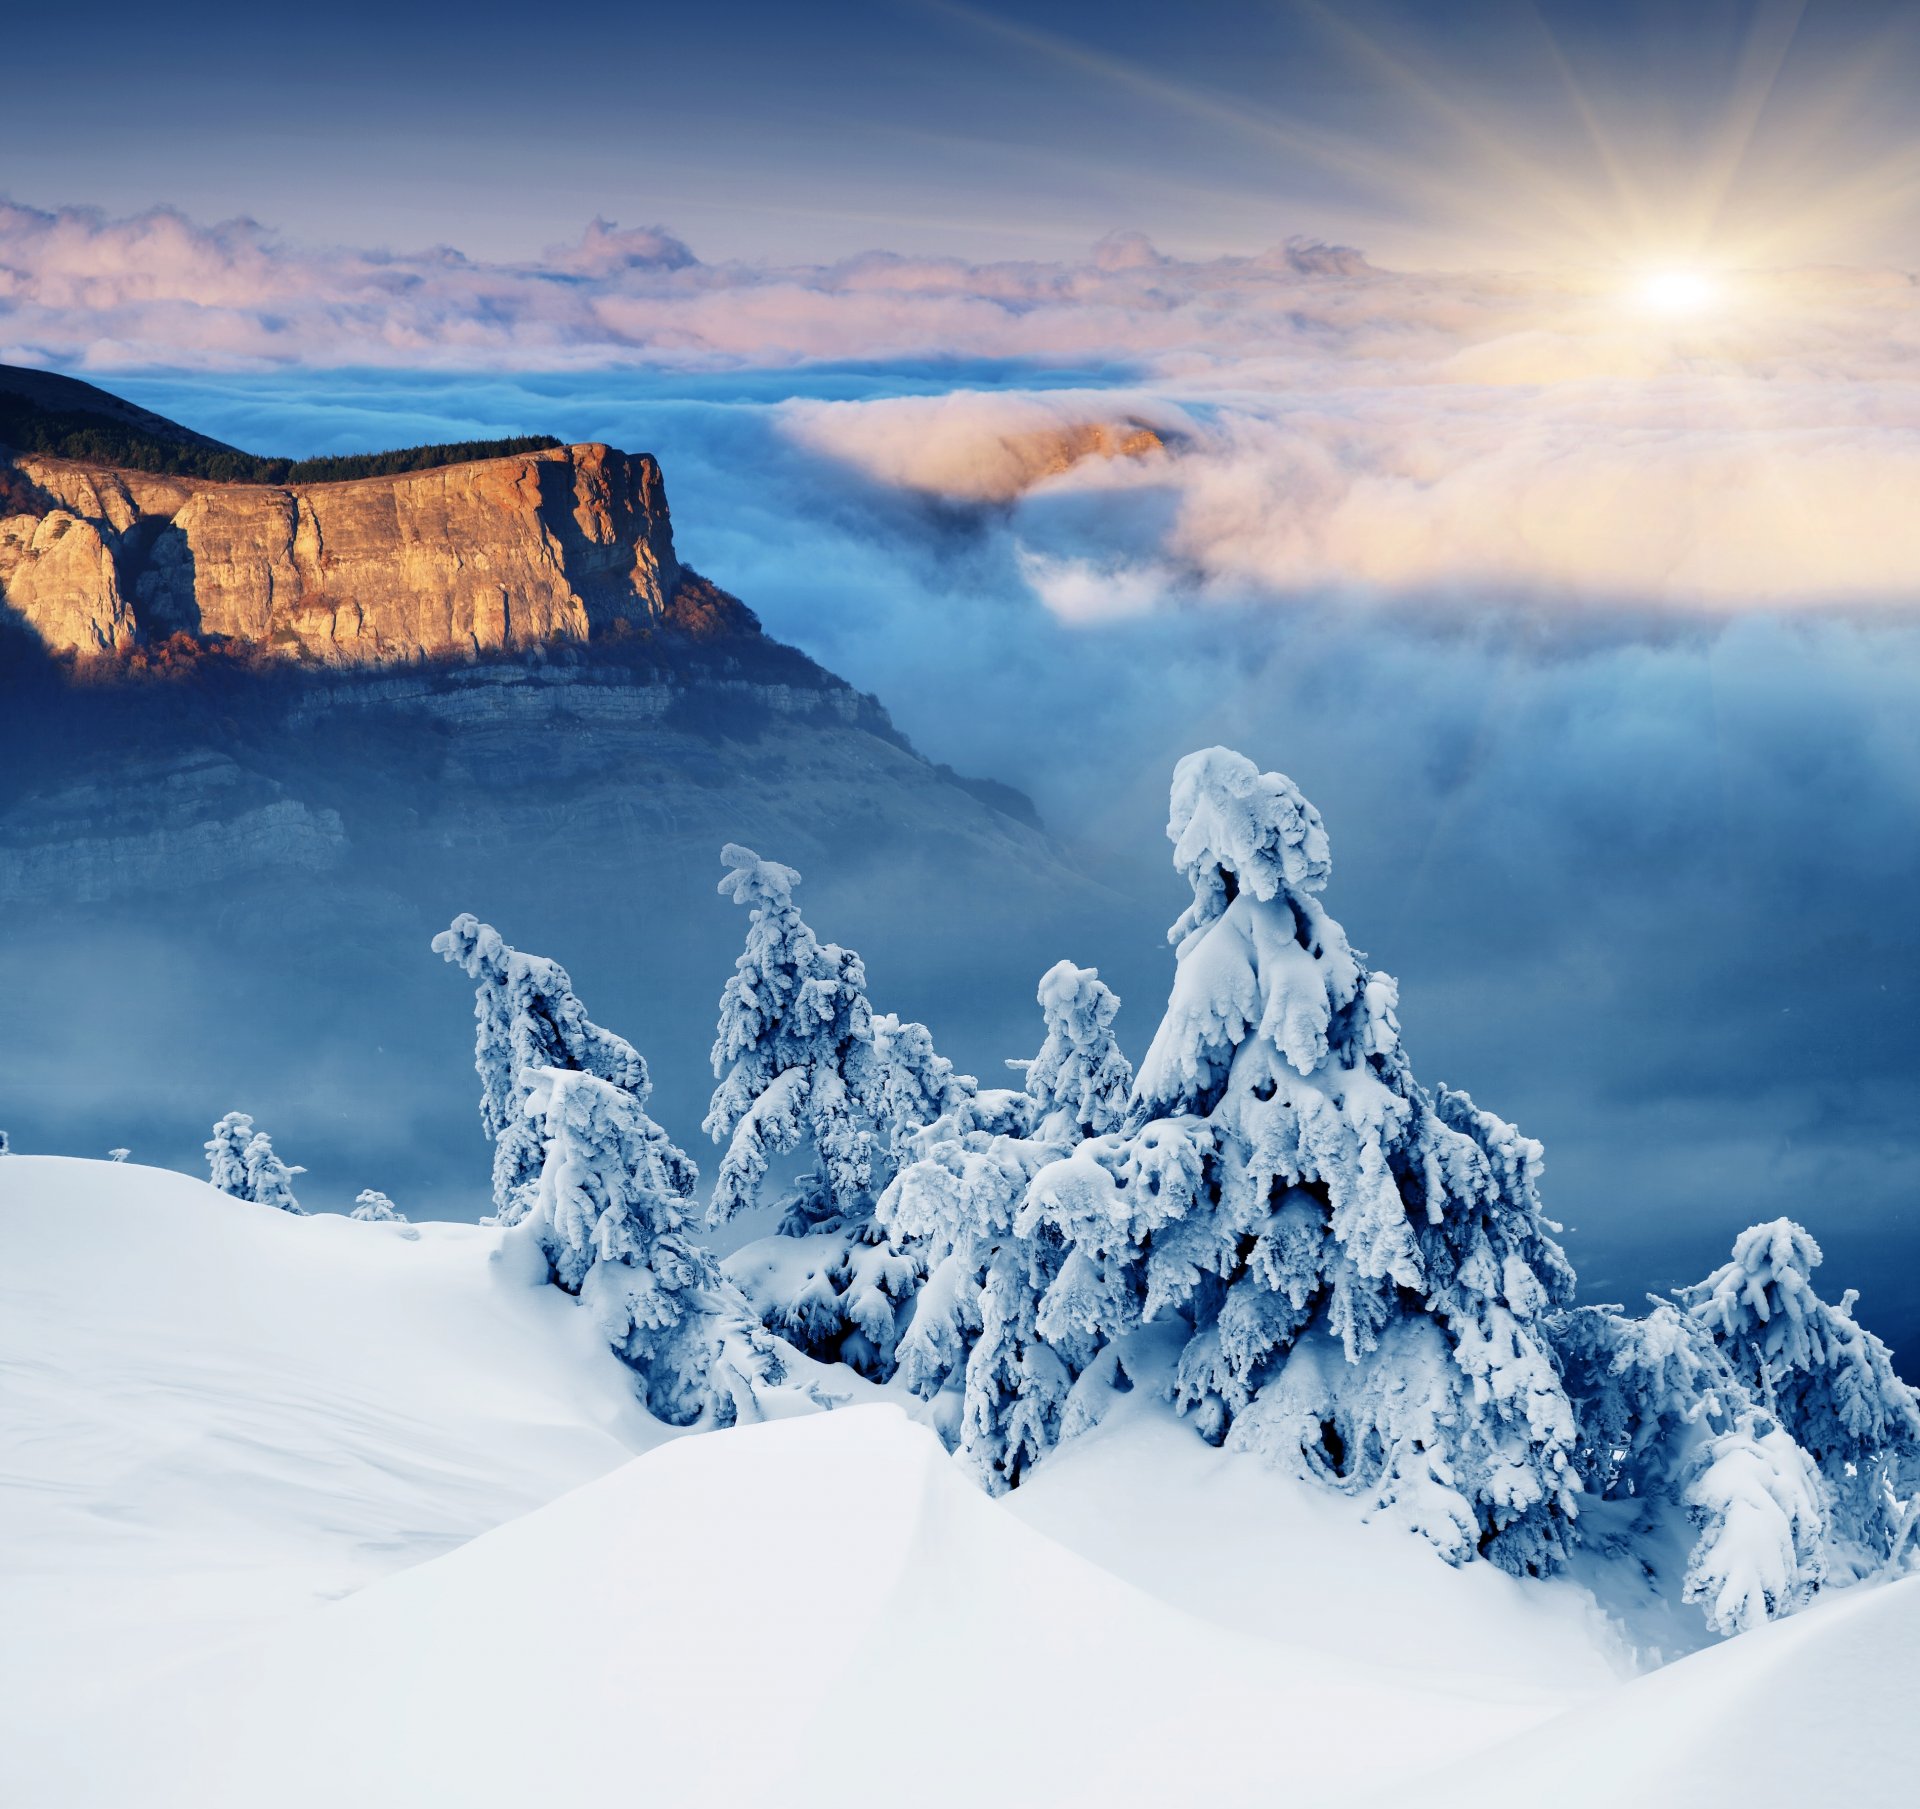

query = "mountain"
[[0, 361, 246, 461], [0, 364, 724, 663], [0, 373, 1097, 1211], [1, 437, 739, 660]]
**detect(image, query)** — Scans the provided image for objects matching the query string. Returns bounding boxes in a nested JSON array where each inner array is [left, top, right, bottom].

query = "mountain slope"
[[0, 376, 1091, 1202], [0, 361, 245, 459]]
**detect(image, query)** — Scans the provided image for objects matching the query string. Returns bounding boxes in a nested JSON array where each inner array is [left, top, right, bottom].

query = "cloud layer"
[[10, 199, 1920, 610]]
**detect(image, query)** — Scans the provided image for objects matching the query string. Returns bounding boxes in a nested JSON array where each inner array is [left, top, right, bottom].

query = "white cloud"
[[7, 199, 1920, 610]]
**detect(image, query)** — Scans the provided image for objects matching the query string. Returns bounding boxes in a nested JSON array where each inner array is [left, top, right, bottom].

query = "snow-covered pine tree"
[[351, 1189, 408, 1222], [704, 846, 883, 1233], [882, 960, 1134, 1490], [243, 1130, 307, 1215], [1555, 1299, 1829, 1635], [206, 1111, 255, 1195], [1681, 1219, 1920, 1574], [434, 913, 648, 1226], [519, 1066, 786, 1428], [706, 844, 970, 1378], [0, 1130, 10, 1155], [205, 1112, 305, 1212], [1027, 748, 1581, 1572]]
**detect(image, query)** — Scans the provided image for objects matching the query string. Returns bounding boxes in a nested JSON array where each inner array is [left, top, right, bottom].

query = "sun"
[[1634, 268, 1720, 315]]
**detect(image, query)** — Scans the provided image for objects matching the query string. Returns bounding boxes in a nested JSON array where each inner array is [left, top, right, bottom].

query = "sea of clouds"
[[9, 199, 1920, 613], [7, 197, 1919, 1346]]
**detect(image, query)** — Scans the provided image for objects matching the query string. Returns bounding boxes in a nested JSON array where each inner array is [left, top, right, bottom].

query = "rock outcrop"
[[0, 442, 731, 661], [0, 508, 136, 654]]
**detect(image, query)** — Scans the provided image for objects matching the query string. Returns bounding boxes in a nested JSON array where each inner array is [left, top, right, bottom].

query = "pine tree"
[[206, 1111, 255, 1195], [434, 913, 647, 1226], [705, 844, 968, 1378], [243, 1131, 307, 1215], [0, 1129, 10, 1155], [1028, 748, 1580, 1571], [871, 1012, 975, 1168], [351, 1189, 408, 1222], [704, 846, 883, 1233], [1681, 1219, 1920, 1573], [520, 1067, 786, 1427], [1556, 1300, 1829, 1635], [882, 960, 1134, 1490]]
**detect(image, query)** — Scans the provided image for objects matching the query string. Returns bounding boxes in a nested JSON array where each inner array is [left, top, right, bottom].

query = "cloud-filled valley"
[[38, 351, 1918, 1366], [4, 198, 1917, 1350]]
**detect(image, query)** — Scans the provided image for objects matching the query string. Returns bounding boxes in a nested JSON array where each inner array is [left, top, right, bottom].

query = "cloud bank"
[[9, 198, 1920, 610]]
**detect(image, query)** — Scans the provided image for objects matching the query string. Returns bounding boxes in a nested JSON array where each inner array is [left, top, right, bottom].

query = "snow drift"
[[4, 1154, 1917, 1805]]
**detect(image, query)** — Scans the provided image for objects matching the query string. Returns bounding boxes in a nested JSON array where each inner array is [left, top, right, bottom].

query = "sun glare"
[[1634, 268, 1720, 315]]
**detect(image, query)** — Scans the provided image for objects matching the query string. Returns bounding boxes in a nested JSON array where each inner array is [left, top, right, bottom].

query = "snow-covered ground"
[[3, 1156, 1914, 1806], [0, 1157, 661, 1729]]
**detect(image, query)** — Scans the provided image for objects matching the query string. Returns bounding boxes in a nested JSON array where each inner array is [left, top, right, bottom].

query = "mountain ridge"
[[1, 435, 748, 663]]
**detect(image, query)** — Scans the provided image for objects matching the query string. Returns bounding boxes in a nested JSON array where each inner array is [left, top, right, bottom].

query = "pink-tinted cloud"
[[7, 198, 1920, 610]]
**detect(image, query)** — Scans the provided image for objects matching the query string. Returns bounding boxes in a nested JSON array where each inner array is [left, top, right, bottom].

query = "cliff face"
[[0, 442, 729, 661]]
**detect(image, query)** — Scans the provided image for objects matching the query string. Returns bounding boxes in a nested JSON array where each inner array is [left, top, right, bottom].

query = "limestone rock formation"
[[1, 442, 727, 661], [0, 508, 136, 654]]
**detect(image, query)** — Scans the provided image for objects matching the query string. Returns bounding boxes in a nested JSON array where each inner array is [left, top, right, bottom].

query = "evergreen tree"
[[0, 1129, 9, 1155], [351, 1189, 408, 1223], [1028, 748, 1580, 1572], [871, 1012, 975, 1168], [243, 1131, 307, 1215], [1681, 1219, 1920, 1573], [206, 1111, 255, 1195], [882, 960, 1134, 1490], [1556, 1300, 1829, 1634], [520, 1067, 786, 1427], [207, 1113, 306, 1213], [705, 844, 968, 1378], [704, 846, 884, 1233], [434, 913, 647, 1226]]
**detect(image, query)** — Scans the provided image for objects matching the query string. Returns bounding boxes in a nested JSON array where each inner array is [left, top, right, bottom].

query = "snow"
[[1008, 1324, 1621, 1688], [1393, 1575, 1920, 1808], [4, 1155, 1917, 1807], [0, 1156, 659, 1728]]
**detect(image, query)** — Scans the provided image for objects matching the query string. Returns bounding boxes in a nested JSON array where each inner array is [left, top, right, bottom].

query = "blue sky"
[[10, 1, 1920, 266]]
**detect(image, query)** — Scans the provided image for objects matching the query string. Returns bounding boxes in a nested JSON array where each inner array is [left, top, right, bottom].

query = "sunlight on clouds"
[[778, 263, 1920, 617], [7, 199, 1920, 615]]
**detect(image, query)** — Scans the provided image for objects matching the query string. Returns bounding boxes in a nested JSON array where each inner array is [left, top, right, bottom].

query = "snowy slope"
[[4, 1157, 1916, 1808], [1386, 1575, 1920, 1809], [6, 1405, 1595, 1809], [1006, 1324, 1622, 1687], [0, 1156, 661, 1724]]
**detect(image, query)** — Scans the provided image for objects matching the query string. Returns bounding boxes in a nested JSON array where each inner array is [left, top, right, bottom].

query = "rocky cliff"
[[0, 441, 730, 661], [0, 378, 1102, 1216]]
